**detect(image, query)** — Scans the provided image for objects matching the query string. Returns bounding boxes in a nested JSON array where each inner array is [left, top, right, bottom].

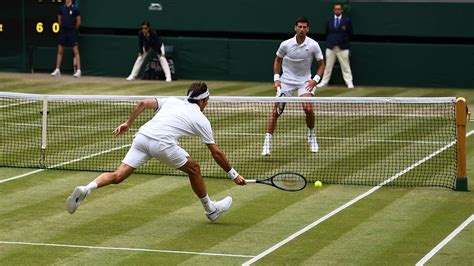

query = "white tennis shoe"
[[309, 135, 319, 153], [206, 196, 232, 222], [126, 75, 135, 81], [66, 186, 89, 214], [51, 68, 61, 76], [73, 70, 82, 78]]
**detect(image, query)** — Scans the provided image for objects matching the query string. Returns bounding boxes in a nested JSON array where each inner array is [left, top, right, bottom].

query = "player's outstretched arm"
[[113, 99, 158, 136], [206, 143, 246, 185]]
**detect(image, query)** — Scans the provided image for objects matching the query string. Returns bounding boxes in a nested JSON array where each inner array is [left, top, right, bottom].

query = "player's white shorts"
[[122, 133, 189, 169], [277, 82, 315, 97]]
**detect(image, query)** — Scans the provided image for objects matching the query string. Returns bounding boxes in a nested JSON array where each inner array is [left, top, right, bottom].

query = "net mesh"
[[0, 93, 457, 188]]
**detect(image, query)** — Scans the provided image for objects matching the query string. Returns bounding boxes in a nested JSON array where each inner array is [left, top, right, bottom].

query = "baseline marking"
[[0, 240, 254, 258], [6, 122, 140, 131], [415, 214, 474, 266], [0, 100, 37, 108], [243, 130, 474, 265], [5, 122, 446, 145], [0, 169, 45, 184], [0, 144, 131, 184]]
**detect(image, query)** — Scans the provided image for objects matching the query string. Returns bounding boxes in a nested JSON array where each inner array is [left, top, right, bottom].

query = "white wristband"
[[273, 74, 280, 82], [227, 168, 239, 180], [313, 75, 321, 83]]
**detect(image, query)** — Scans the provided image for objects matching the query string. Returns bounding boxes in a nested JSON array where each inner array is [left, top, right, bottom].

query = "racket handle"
[[276, 87, 282, 96], [246, 179, 257, 183]]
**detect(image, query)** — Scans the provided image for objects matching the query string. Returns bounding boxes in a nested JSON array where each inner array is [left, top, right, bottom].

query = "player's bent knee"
[[110, 172, 123, 184], [189, 164, 202, 177], [110, 170, 130, 184], [182, 159, 202, 177], [110, 164, 135, 184]]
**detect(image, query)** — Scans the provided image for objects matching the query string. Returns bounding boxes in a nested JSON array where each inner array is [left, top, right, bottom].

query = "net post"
[[40, 96, 48, 168], [455, 97, 468, 191]]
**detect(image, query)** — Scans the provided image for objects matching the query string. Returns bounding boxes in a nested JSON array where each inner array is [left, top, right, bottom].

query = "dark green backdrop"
[[2, 1, 474, 88], [79, 0, 474, 37]]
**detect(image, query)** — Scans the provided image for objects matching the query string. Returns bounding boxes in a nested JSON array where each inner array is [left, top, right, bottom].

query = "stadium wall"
[[28, 35, 474, 88], [79, 1, 474, 37], [2, 1, 474, 88], [28, 34, 473, 88]]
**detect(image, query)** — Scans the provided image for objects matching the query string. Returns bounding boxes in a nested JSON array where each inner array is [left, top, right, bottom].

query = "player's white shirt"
[[277, 35, 323, 85], [138, 97, 215, 146]]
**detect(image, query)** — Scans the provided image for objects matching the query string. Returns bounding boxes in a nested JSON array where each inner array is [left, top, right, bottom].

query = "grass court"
[[0, 73, 473, 265]]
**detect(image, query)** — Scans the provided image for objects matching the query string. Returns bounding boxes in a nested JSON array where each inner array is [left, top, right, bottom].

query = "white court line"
[[0, 240, 254, 258], [415, 214, 474, 266], [2, 122, 452, 145], [0, 169, 46, 184], [221, 132, 447, 145], [0, 144, 131, 184], [3, 124, 448, 145], [6, 122, 140, 131], [243, 130, 474, 265], [5, 122, 141, 131], [0, 100, 37, 108], [6, 122, 103, 129]]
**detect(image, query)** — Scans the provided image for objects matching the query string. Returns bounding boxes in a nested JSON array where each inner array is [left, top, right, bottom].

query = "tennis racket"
[[247, 172, 307, 192], [276, 87, 286, 115]]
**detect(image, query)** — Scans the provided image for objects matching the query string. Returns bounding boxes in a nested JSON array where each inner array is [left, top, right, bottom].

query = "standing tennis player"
[[261, 16, 325, 156], [66, 82, 246, 222]]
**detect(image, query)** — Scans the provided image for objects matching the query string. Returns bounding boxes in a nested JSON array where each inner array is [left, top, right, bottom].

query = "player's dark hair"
[[334, 3, 343, 9], [295, 16, 309, 26], [141, 21, 151, 28], [187, 82, 208, 103]]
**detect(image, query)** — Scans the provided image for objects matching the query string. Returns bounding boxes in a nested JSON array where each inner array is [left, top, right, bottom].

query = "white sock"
[[308, 128, 315, 137], [265, 133, 272, 141], [200, 195, 216, 213], [85, 181, 98, 193]]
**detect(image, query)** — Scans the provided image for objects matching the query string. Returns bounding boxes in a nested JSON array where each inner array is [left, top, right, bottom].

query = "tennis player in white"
[[262, 16, 325, 156], [67, 82, 246, 222]]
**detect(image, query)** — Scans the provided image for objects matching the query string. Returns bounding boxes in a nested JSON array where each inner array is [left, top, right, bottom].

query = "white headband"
[[187, 90, 209, 100]]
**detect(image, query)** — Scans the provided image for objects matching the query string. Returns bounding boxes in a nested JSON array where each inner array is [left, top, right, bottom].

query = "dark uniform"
[[58, 4, 80, 47], [138, 30, 163, 55], [325, 15, 353, 50], [318, 13, 354, 88], [127, 24, 172, 81]]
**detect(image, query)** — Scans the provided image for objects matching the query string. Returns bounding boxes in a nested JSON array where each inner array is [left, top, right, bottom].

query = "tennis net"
[[0, 92, 459, 188]]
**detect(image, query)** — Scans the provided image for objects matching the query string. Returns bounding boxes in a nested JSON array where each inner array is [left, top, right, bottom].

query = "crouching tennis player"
[[66, 82, 246, 221]]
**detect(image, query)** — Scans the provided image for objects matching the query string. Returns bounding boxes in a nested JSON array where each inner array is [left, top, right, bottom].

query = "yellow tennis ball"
[[314, 180, 322, 188]]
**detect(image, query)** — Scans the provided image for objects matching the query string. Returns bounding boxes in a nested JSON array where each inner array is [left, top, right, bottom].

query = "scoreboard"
[[0, 1, 23, 56], [0, 0, 66, 55], [26, 0, 65, 47]]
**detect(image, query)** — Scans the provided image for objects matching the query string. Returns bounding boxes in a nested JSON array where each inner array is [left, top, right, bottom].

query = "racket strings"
[[272, 174, 306, 191]]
